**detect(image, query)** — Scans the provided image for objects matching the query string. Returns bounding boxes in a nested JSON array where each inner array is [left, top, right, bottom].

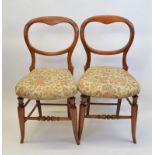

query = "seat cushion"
[[15, 68, 77, 100], [78, 66, 140, 98]]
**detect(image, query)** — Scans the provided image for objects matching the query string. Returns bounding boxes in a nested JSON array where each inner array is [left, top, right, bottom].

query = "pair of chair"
[[15, 15, 140, 145]]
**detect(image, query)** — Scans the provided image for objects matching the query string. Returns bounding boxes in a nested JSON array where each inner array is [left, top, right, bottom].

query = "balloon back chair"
[[15, 16, 79, 144], [78, 15, 140, 143]]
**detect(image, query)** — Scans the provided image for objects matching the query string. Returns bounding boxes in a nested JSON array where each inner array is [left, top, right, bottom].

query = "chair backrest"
[[80, 15, 135, 71], [24, 16, 79, 74]]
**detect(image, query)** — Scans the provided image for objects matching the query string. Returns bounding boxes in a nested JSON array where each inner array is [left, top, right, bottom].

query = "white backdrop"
[[3, 0, 152, 155]]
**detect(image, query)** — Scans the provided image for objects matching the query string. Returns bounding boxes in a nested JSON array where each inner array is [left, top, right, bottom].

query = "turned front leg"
[[69, 97, 79, 145], [78, 95, 87, 140]]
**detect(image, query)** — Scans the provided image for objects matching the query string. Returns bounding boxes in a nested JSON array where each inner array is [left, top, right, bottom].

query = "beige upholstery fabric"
[[78, 66, 140, 98], [15, 68, 77, 100]]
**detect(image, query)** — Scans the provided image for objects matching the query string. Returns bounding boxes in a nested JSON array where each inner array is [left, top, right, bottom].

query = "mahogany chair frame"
[[79, 15, 139, 143], [17, 16, 79, 145]]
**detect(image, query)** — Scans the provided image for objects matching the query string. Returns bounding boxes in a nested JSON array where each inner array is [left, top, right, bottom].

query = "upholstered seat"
[[15, 68, 77, 100], [78, 66, 140, 99]]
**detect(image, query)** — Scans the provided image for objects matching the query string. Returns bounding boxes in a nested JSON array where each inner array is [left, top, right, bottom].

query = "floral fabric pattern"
[[78, 66, 140, 98], [15, 68, 77, 100]]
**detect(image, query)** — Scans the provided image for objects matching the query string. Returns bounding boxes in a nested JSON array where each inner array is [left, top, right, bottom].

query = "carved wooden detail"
[[80, 15, 135, 71], [24, 16, 79, 74], [25, 116, 70, 121], [85, 115, 131, 119]]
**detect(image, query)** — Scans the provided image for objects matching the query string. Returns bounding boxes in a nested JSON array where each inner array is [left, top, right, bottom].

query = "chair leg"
[[67, 98, 71, 118], [36, 100, 42, 117], [17, 97, 25, 144], [131, 95, 138, 144], [86, 96, 90, 116], [78, 95, 87, 140], [116, 99, 122, 116], [69, 97, 80, 145]]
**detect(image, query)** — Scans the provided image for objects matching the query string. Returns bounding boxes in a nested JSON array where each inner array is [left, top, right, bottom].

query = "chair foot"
[[131, 95, 138, 144], [116, 99, 122, 116], [69, 97, 80, 145], [78, 95, 87, 140], [18, 97, 25, 144]]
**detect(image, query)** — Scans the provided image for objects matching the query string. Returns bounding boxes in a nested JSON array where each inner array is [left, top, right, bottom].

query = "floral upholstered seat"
[[15, 68, 77, 100], [78, 66, 140, 99]]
